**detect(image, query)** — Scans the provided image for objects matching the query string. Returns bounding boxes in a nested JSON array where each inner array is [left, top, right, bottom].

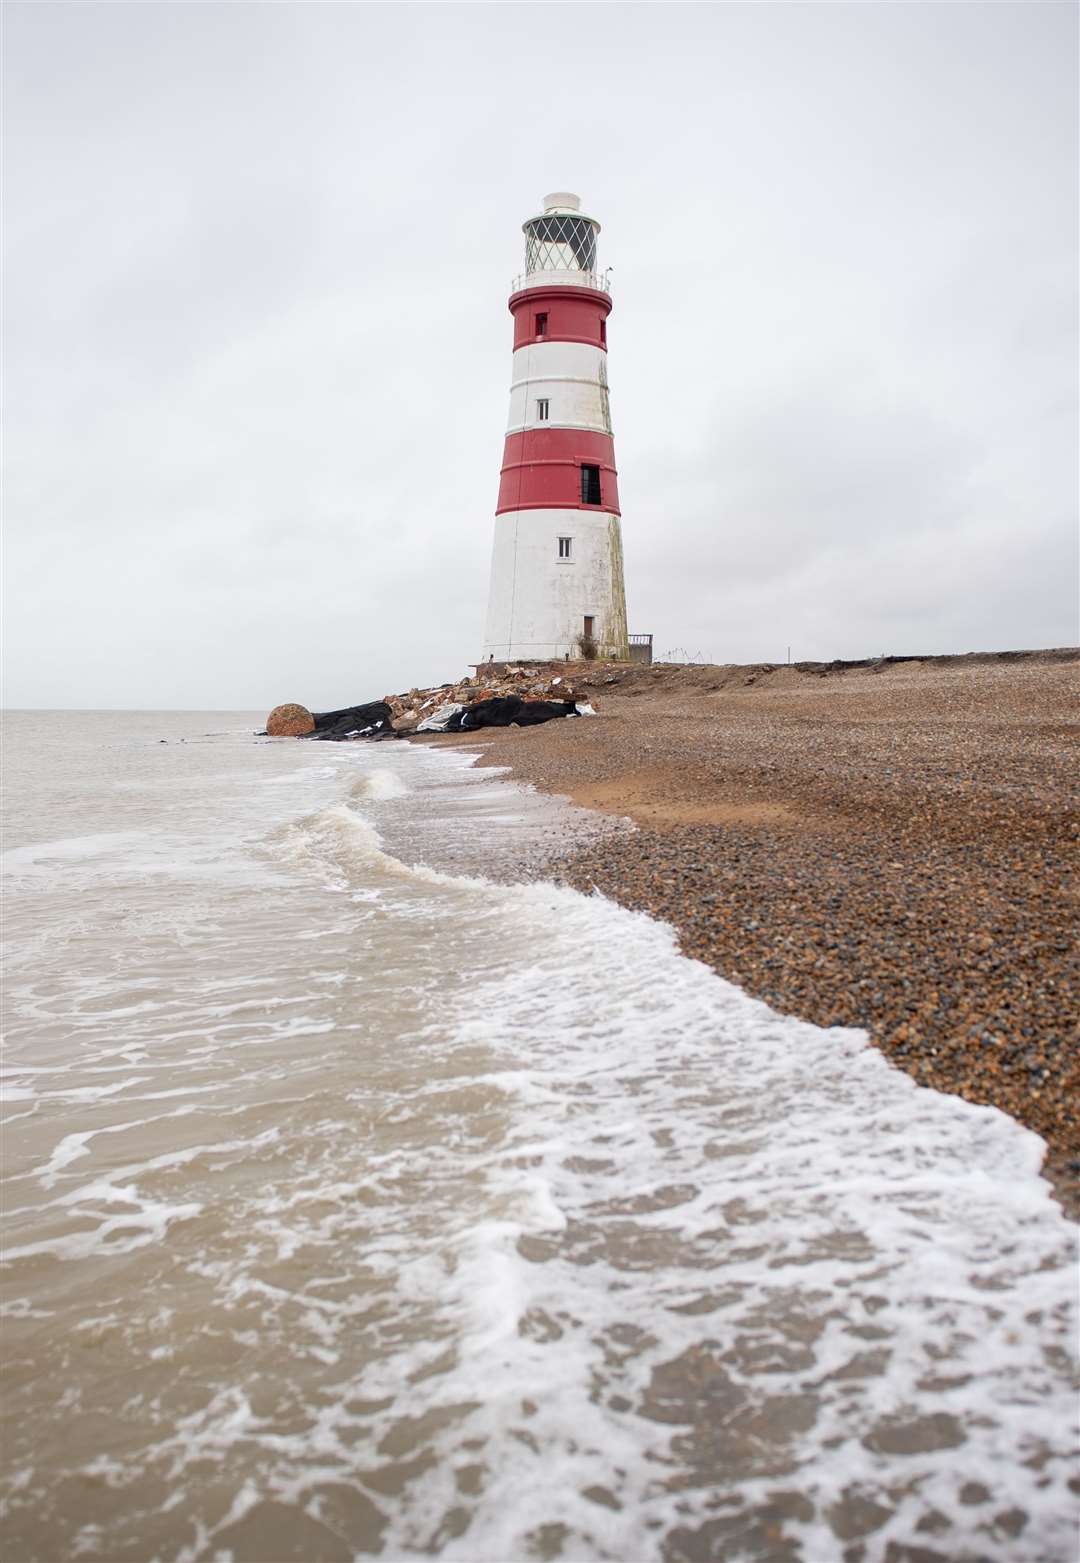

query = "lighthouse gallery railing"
[[509, 269, 612, 297]]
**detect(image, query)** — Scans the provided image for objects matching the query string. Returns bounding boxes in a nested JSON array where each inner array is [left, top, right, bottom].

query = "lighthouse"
[[481, 192, 629, 663]]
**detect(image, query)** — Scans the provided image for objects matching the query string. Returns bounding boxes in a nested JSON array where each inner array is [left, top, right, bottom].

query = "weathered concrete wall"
[[506, 342, 612, 434], [482, 509, 628, 661]]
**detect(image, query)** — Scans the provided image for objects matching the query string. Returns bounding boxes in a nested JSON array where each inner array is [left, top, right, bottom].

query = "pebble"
[[434, 652, 1080, 1218]]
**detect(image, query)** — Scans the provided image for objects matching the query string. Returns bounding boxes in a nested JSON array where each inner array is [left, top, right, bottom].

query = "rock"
[[266, 702, 315, 737]]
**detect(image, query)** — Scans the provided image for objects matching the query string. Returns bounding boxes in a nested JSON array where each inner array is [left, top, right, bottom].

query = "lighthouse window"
[[535, 312, 548, 338], [599, 319, 607, 346], [536, 398, 550, 421], [580, 464, 602, 505], [558, 535, 573, 560]]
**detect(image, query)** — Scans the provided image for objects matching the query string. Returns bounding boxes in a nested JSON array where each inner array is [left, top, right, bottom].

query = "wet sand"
[[423, 651, 1080, 1216]]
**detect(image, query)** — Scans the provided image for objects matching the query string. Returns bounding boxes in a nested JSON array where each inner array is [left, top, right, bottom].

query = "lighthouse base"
[[482, 508, 629, 663]]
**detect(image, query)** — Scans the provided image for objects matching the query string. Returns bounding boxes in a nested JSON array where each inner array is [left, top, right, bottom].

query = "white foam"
[[30, 1108, 200, 1189], [192, 858, 1073, 1562], [0, 832, 148, 886], [1, 832, 145, 867], [1, 723, 1075, 1563]]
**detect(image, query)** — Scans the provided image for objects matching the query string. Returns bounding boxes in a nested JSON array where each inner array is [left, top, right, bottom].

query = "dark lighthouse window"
[[580, 464, 602, 505], [599, 319, 607, 346], [535, 312, 548, 338]]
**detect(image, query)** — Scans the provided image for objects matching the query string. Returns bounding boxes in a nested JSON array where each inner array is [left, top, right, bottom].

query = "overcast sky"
[[4, 2, 1077, 709]]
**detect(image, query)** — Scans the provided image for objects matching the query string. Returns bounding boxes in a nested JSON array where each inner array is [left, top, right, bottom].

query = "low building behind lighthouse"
[[482, 192, 629, 663]]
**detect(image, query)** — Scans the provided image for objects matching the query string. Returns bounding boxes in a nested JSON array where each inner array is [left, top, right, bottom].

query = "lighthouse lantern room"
[[481, 193, 629, 663]]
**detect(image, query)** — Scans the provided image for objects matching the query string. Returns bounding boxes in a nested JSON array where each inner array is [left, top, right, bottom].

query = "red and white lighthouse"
[[481, 192, 629, 662]]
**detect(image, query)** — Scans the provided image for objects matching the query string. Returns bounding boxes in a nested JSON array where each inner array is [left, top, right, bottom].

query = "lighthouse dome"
[[542, 192, 581, 213]]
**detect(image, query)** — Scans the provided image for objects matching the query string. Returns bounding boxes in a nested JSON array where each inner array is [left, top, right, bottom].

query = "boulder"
[[266, 702, 315, 737]]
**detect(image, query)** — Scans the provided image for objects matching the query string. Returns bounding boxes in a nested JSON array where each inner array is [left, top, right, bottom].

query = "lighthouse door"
[[583, 616, 595, 640]]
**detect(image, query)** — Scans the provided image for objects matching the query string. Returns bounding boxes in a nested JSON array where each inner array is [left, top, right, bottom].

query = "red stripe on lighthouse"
[[510, 285, 611, 351], [496, 428, 620, 516]]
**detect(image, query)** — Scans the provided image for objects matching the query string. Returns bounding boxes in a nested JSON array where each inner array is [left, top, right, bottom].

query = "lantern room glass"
[[523, 213, 598, 275]]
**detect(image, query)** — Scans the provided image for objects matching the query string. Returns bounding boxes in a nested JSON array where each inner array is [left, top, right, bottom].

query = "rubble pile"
[[383, 664, 589, 732], [263, 661, 623, 742]]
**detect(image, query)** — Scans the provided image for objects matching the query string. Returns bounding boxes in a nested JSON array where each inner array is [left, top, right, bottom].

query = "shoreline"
[[417, 651, 1080, 1217]]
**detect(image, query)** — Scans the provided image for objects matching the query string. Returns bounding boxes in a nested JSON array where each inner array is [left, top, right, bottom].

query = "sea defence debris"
[[265, 703, 316, 737], [420, 696, 587, 732], [263, 664, 599, 741], [260, 701, 394, 741], [305, 702, 396, 742], [387, 664, 598, 732]]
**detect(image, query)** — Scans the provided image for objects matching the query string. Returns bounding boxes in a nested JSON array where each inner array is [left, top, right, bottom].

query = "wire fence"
[[658, 648, 713, 665]]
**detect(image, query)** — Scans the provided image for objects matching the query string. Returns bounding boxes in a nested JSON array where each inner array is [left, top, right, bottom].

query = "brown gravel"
[[426, 650, 1080, 1217]]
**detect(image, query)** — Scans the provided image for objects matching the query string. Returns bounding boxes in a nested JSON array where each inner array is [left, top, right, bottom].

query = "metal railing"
[[509, 269, 612, 296]]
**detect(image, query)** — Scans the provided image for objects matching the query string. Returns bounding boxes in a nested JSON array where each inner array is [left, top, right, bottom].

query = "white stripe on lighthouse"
[[482, 508, 625, 662], [506, 341, 611, 434]]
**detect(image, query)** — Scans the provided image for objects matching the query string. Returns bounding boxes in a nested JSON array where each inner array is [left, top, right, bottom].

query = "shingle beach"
[[425, 650, 1079, 1215]]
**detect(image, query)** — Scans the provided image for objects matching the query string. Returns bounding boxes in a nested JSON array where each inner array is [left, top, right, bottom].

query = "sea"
[[2, 711, 1076, 1563]]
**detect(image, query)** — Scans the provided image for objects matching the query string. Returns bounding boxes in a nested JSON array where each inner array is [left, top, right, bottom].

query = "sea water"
[[1, 712, 1076, 1563]]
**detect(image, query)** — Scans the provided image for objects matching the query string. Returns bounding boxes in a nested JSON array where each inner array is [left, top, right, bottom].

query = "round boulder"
[[266, 702, 315, 737]]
